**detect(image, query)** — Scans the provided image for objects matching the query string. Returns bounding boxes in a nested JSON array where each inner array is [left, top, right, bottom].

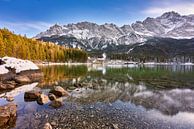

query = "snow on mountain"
[[132, 11, 194, 39], [35, 11, 194, 50]]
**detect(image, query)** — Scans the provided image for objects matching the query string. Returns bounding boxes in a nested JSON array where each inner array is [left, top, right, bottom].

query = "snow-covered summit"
[[35, 11, 194, 50], [132, 11, 194, 38], [0, 57, 39, 74]]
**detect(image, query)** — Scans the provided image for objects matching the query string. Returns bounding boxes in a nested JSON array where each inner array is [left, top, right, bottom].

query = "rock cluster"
[[0, 70, 43, 89], [24, 86, 69, 108], [0, 57, 43, 91]]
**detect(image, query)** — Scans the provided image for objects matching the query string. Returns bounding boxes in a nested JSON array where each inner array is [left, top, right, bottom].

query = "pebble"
[[6, 96, 14, 102], [51, 121, 57, 126], [43, 122, 52, 129]]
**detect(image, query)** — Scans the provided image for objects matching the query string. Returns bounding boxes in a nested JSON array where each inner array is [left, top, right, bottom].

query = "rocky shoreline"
[[24, 86, 69, 108], [0, 57, 43, 92], [0, 57, 44, 128]]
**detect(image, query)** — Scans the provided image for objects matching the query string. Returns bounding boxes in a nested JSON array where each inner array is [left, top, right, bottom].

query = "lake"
[[1, 64, 194, 129]]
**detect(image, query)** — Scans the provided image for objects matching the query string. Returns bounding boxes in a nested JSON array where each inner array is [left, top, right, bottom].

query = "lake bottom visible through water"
[[1, 64, 194, 129]]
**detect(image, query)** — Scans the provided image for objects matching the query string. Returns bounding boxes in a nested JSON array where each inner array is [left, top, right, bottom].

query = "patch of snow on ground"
[[0, 65, 9, 74], [0, 57, 39, 74]]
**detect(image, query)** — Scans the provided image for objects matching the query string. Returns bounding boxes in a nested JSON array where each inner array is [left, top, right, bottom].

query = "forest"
[[0, 29, 88, 63], [94, 38, 194, 63]]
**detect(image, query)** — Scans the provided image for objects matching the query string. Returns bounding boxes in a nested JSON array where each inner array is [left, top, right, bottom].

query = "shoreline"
[[35, 61, 194, 66], [36, 62, 91, 66]]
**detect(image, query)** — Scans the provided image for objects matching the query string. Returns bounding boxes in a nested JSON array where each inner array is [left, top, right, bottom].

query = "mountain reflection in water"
[[38, 64, 194, 116], [1, 64, 194, 129]]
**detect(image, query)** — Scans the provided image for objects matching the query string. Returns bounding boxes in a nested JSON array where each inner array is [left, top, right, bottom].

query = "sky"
[[0, 0, 194, 37]]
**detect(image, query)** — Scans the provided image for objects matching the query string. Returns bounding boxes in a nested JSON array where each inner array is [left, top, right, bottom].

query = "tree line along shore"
[[0, 28, 88, 63]]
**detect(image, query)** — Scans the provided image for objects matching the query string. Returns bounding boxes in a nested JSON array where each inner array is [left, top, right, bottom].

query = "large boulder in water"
[[24, 90, 42, 101], [49, 86, 69, 97], [0, 103, 17, 127]]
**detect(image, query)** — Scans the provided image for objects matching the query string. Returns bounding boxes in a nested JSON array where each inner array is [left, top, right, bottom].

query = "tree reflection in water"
[[39, 65, 194, 116]]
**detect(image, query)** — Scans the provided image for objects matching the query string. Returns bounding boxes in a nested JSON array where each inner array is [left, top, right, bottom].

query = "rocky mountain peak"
[[35, 11, 194, 50], [160, 11, 181, 19]]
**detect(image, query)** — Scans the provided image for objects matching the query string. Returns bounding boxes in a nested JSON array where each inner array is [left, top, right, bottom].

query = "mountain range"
[[35, 11, 194, 51]]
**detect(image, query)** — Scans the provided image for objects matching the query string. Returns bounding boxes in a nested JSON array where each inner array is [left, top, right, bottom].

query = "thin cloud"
[[0, 21, 52, 37], [143, 1, 194, 17]]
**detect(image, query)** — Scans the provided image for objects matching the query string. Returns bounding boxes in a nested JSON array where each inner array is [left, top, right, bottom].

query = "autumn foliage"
[[0, 29, 88, 62]]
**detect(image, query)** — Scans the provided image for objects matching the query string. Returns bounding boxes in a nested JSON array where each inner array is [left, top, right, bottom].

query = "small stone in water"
[[51, 121, 57, 126], [43, 122, 52, 129], [6, 96, 14, 102]]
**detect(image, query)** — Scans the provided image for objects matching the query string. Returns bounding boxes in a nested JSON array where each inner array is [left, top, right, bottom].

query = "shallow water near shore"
[[1, 64, 194, 129]]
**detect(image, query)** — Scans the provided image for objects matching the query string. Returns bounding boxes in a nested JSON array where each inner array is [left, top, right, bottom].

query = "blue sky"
[[0, 0, 194, 37]]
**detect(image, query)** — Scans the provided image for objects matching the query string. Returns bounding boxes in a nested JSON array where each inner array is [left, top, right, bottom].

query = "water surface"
[[1, 64, 194, 129]]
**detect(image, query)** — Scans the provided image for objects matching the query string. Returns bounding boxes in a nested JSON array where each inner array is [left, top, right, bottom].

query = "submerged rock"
[[0, 103, 17, 127], [37, 94, 49, 105], [24, 90, 42, 101], [49, 86, 69, 97], [49, 99, 63, 108]]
